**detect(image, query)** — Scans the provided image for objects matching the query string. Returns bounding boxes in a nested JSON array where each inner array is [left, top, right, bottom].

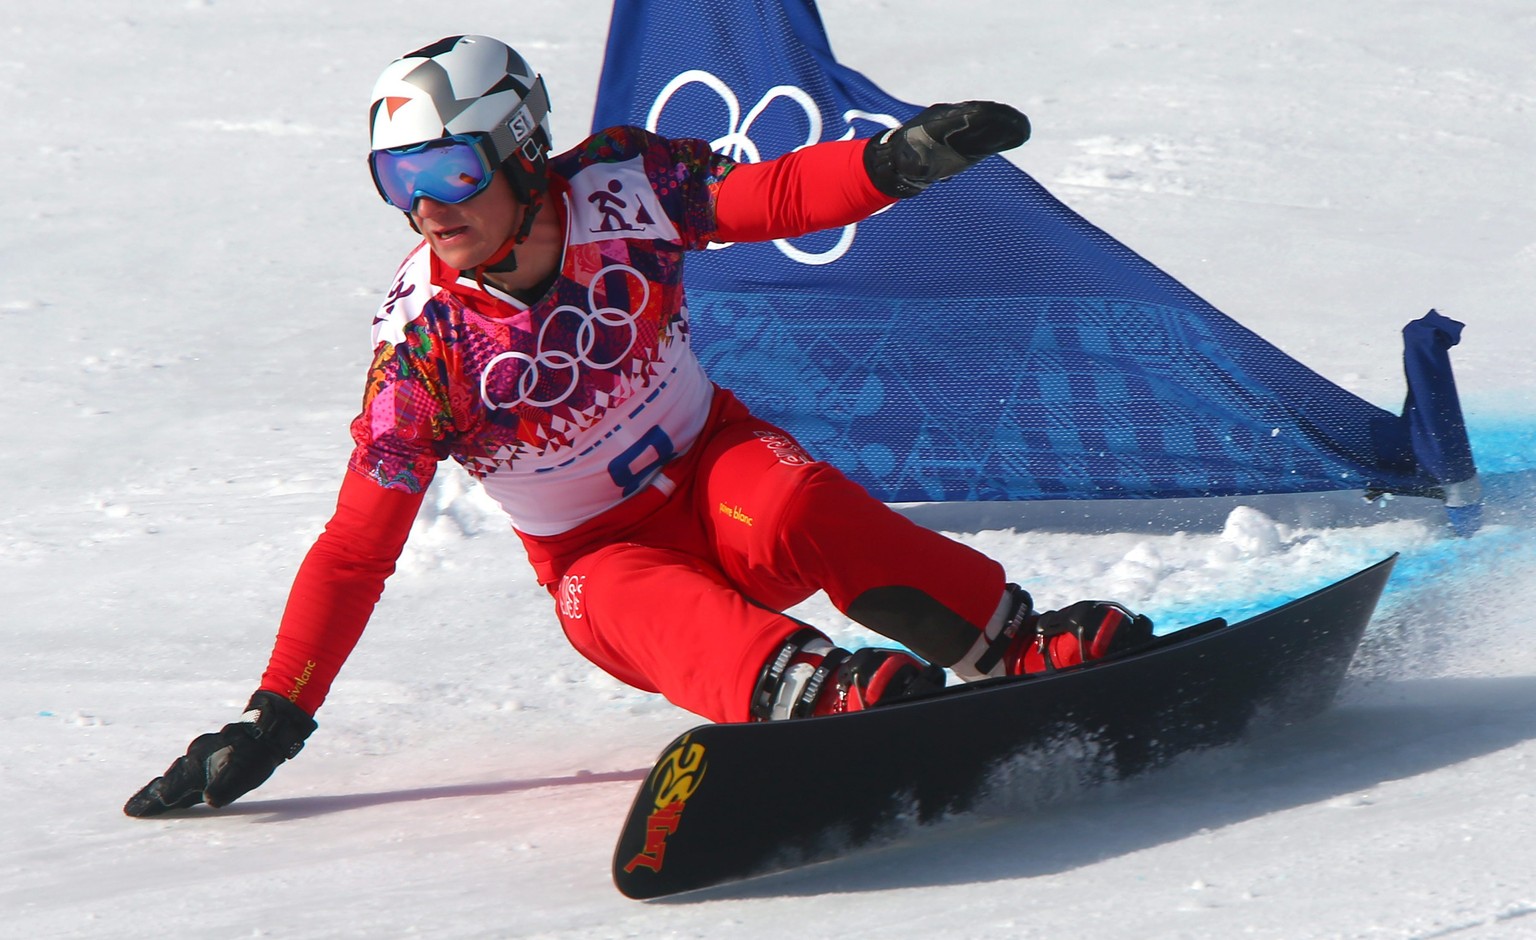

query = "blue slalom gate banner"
[[593, 0, 1479, 528]]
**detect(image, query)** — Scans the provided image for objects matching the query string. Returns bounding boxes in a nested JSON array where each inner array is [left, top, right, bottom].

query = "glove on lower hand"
[[123, 690, 316, 817], [864, 100, 1031, 198]]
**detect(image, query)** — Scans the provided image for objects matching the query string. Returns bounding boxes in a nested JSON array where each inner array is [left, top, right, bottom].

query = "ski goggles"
[[369, 133, 499, 212]]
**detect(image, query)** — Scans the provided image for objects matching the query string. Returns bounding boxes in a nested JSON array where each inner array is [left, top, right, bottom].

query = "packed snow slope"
[[4, 1, 1536, 938]]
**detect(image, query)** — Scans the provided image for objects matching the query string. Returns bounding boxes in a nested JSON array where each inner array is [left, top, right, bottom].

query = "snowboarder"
[[125, 35, 1151, 818]]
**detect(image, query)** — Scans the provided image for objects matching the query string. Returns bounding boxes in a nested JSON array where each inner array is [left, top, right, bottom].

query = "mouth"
[[430, 224, 471, 242]]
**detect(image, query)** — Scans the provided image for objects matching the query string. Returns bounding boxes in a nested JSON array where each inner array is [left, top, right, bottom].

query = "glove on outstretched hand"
[[864, 100, 1031, 198], [124, 691, 316, 817]]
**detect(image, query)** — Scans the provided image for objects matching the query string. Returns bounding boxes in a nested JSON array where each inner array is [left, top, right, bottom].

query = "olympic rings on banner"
[[647, 69, 899, 265]]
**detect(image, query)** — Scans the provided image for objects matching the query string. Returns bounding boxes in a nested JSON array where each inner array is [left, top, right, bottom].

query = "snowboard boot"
[[955, 585, 1155, 680], [750, 628, 947, 721]]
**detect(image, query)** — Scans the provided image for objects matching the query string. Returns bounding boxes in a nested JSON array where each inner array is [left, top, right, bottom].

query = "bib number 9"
[[608, 425, 676, 497]]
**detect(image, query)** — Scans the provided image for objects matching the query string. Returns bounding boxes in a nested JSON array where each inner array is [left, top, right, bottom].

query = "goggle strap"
[[486, 76, 551, 165]]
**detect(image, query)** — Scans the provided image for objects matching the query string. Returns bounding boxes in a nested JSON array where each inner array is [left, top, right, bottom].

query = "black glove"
[[124, 691, 317, 817], [864, 100, 1031, 198]]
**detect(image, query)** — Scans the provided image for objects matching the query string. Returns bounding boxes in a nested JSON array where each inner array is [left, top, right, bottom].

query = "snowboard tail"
[[613, 555, 1397, 899]]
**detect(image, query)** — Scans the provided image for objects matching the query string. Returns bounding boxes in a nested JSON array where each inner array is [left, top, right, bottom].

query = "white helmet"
[[368, 35, 552, 163]]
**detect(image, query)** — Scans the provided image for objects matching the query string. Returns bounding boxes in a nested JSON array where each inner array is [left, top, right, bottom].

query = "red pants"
[[519, 390, 1006, 722]]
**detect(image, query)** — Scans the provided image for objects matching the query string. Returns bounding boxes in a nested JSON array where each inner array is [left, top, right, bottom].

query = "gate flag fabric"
[[592, 0, 1479, 526]]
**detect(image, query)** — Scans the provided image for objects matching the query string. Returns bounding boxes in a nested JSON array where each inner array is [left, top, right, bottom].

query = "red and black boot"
[[750, 628, 947, 721], [954, 586, 1155, 680]]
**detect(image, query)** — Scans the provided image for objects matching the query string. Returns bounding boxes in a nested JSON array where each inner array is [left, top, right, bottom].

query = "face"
[[410, 171, 521, 270]]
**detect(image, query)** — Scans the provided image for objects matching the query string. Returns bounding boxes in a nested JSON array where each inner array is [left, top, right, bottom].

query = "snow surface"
[[5, 1, 1536, 937]]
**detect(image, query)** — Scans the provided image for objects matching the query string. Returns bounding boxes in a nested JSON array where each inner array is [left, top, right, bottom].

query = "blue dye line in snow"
[[1151, 417, 1536, 631], [855, 419, 1535, 652]]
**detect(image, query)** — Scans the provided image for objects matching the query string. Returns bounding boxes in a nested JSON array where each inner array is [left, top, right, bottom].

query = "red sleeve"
[[713, 138, 897, 243], [258, 469, 425, 714]]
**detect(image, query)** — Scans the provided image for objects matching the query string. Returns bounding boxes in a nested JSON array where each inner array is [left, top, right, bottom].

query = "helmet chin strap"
[[471, 152, 548, 288], [468, 188, 542, 294]]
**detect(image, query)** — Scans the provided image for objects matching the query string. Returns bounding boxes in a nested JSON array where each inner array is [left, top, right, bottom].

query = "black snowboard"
[[613, 554, 1397, 899]]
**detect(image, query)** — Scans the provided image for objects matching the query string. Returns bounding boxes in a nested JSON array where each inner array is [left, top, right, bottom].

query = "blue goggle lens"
[[369, 135, 494, 211]]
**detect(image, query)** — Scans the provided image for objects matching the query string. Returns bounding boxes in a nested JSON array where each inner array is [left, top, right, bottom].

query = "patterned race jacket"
[[351, 128, 732, 536]]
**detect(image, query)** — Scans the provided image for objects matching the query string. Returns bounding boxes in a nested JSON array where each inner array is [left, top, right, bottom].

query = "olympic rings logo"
[[646, 69, 899, 265], [479, 263, 650, 410]]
